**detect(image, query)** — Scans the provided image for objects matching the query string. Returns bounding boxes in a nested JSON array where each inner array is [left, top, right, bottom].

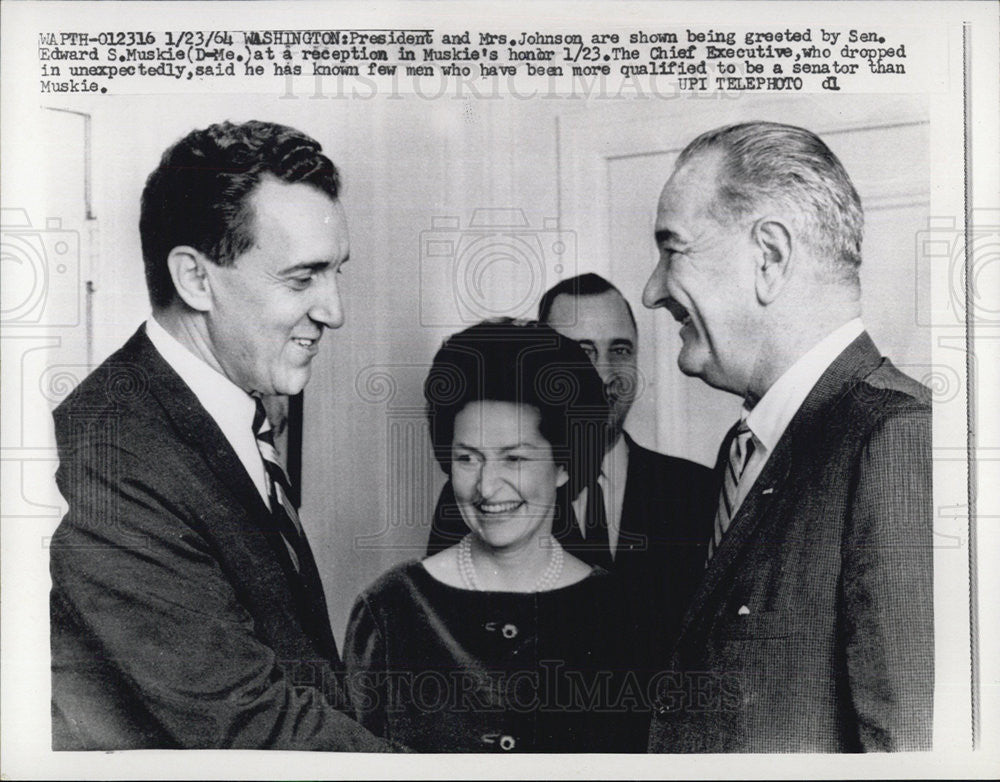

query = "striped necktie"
[[707, 418, 756, 563], [253, 397, 305, 572]]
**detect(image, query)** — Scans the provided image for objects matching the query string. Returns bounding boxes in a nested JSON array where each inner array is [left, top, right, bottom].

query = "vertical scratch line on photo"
[[555, 114, 562, 233], [962, 20, 979, 752]]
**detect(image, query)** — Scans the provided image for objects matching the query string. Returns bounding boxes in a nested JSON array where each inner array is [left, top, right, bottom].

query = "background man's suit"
[[647, 333, 933, 752], [50, 326, 388, 750], [427, 434, 715, 651]]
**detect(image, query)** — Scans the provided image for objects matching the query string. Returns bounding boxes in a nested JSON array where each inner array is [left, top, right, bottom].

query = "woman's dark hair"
[[424, 318, 610, 497]]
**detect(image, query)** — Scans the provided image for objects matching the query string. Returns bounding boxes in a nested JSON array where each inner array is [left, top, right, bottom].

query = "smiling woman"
[[343, 320, 654, 752], [449, 400, 569, 560]]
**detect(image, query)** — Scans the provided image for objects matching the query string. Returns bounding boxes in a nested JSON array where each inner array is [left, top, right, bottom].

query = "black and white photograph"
[[1, 1, 997, 779]]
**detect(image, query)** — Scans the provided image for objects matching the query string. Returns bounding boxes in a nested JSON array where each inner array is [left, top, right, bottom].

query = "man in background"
[[50, 120, 394, 750], [428, 274, 715, 647], [642, 121, 932, 751]]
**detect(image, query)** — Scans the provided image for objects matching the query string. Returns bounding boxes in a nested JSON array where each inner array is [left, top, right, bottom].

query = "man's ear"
[[555, 464, 569, 490], [752, 217, 794, 305], [167, 246, 214, 312]]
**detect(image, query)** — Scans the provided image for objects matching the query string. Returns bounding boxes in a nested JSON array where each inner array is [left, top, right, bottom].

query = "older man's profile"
[[642, 121, 933, 752]]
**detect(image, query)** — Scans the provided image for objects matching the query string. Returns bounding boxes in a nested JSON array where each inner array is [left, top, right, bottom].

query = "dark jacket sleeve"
[[50, 437, 394, 751], [343, 594, 391, 740], [840, 408, 933, 750]]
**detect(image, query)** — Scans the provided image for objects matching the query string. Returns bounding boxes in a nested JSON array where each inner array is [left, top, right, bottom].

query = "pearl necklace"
[[457, 533, 564, 592]]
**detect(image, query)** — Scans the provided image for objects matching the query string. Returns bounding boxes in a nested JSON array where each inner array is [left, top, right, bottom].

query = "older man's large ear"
[[752, 217, 794, 306], [166, 246, 214, 312]]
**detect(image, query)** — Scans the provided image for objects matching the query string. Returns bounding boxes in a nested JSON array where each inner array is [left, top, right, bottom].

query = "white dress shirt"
[[734, 318, 865, 514], [571, 434, 629, 556], [145, 317, 270, 507]]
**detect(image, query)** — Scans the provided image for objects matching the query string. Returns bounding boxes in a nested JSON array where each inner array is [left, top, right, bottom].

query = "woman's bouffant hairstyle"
[[424, 318, 611, 498]]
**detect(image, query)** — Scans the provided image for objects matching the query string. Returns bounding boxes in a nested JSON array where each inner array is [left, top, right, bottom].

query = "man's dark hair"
[[536, 273, 637, 331], [139, 120, 341, 309], [424, 318, 610, 498]]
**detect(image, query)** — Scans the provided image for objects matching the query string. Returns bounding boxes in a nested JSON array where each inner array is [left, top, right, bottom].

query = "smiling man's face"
[[203, 177, 350, 396], [642, 150, 758, 395]]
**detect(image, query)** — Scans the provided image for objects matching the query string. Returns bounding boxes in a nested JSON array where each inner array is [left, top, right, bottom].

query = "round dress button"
[[501, 623, 518, 639], [499, 734, 516, 751]]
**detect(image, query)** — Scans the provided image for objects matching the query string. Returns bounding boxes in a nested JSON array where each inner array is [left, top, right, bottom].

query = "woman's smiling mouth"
[[475, 500, 524, 514]]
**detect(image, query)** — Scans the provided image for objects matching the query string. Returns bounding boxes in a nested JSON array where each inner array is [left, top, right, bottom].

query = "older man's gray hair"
[[676, 121, 864, 284]]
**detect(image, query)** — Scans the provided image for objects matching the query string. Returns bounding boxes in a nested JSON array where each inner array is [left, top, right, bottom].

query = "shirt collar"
[[745, 318, 864, 453], [145, 316, 257, 436]]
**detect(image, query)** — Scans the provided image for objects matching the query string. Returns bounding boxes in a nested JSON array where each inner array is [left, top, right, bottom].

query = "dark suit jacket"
[[49, 325, 391, 750], [647, 332, 933, 752], [426, 434, 715, 653]]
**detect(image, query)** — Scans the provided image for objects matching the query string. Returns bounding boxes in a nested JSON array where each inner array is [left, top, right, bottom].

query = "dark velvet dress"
[[344, 561, 652, 753]]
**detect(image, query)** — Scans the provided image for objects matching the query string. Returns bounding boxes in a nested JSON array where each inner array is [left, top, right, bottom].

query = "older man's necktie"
[[706, 418, 756, 563], [253, 398, 306, 572]]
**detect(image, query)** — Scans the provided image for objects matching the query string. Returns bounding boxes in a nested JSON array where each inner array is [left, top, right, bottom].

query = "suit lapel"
[[617, 434, 662, 559], [673, 436, 791, 642], [131, 330, 272, 525], [126, 326, 338, 659], [700, 441, 792, 580], [619, 434, 646, 543], [556, 435, 656, 564], [672, 332, 885, 651]]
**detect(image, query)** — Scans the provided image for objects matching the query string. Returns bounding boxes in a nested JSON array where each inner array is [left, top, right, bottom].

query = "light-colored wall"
[[50, 95, 572, 645], [42, 94, 929, 647]]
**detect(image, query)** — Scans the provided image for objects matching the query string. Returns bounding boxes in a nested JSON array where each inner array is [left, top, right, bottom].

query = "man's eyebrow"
[[454, 441, 539, 452], [280, 255, 349, 275], [280, 260, 329, 275], [611, 338, 635, 347]]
